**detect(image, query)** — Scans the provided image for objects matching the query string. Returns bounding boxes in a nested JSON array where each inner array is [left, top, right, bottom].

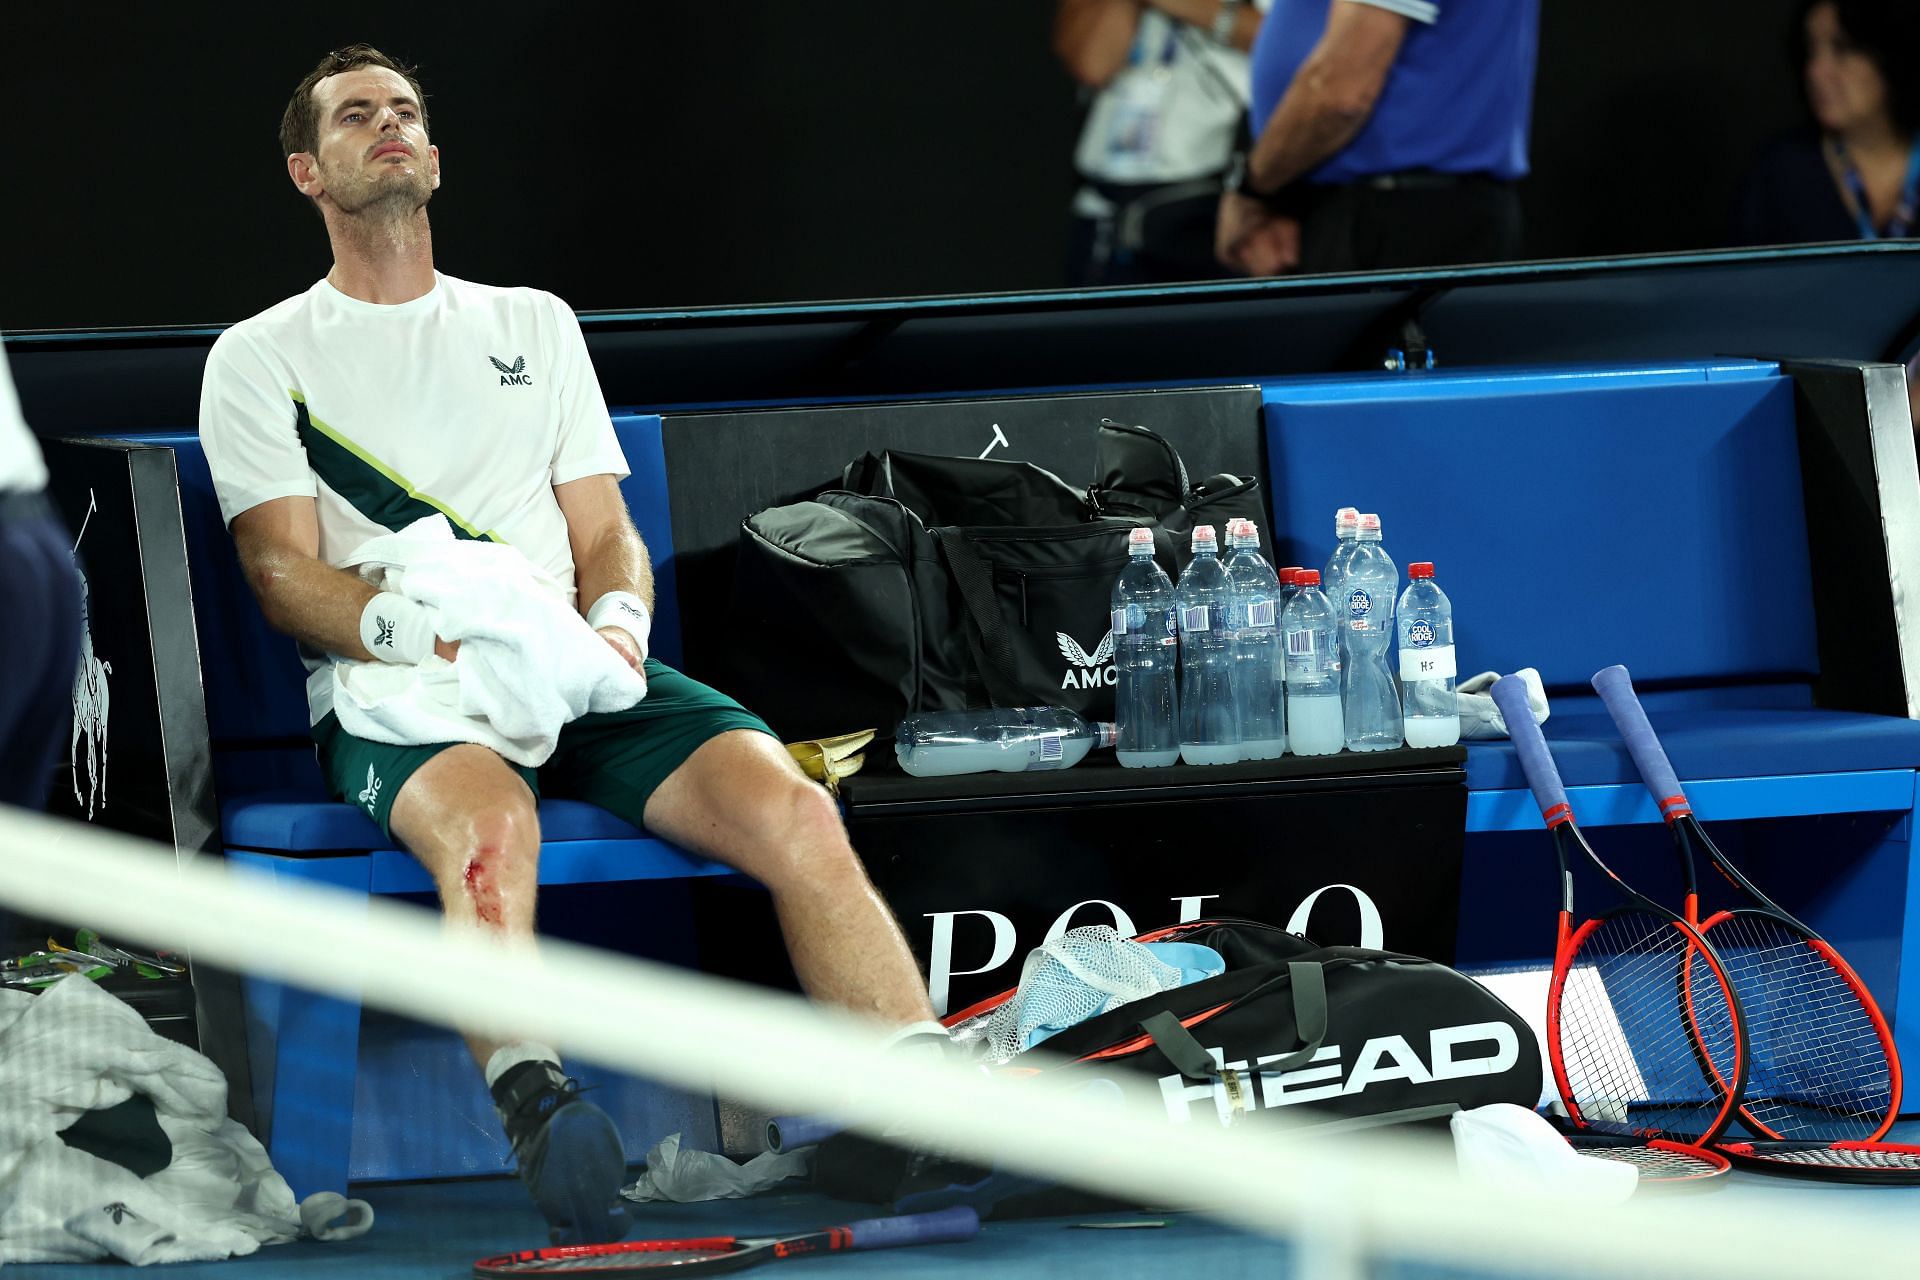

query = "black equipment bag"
[[813, 919, 1541, 1218], [730, 420, 1266, 739]]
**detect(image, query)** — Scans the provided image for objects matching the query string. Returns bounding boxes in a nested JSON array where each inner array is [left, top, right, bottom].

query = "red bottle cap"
[[1409, 562, 1434, 579], [1280, 566, 1304, 584], [1297, 569, 1321, 585]]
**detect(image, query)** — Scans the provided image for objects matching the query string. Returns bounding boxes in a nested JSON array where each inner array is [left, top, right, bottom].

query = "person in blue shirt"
[[1216, 0, 1540, 276]]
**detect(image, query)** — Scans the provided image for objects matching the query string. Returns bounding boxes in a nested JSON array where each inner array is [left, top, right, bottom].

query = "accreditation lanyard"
[[1837, 137, 1920, 239]]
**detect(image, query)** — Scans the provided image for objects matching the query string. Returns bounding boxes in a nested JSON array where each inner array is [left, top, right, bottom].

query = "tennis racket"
[[1490, 675, 1748, 1144], [473, 1207, 980, 1276], [1712, 1139, 1920, 1184], [1564, 1134, 1731, 1189], [1591, 664, 1901, 1145]]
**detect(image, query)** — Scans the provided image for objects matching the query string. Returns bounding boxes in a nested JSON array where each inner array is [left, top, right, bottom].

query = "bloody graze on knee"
[[462, 851, 504, 927]]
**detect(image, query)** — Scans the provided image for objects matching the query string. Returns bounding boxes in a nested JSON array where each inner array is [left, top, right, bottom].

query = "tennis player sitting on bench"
[[198, 44, 942, 1245]]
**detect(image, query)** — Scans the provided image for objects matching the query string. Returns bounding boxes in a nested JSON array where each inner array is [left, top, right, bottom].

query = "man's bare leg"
[[642, 730, 937, 1027], [387, 743, 625, 1245]]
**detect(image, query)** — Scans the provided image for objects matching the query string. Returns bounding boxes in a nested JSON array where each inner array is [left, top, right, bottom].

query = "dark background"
[[4, 0, 1809, 332]]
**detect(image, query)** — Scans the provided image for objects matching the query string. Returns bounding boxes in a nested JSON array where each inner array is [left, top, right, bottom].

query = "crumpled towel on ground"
[[1451, 1103, 1636, 1203], [0, 976, 371, 1265], [621, 1132, 812, 1204], [1457, 667, 1550, 740]]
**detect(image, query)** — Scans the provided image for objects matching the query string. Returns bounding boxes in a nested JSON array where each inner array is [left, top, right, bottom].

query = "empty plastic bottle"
[[1342, 513, 1403, 751], [1175, 525, 1240, 765], [1282, 569, 1344, 755], [1224, 519, 1286, 761], [1110, 527, 1181, 767], [1398, 561, 1461, 748], [895, 708, 1116, 777], [1322, 508, 1362, 611]]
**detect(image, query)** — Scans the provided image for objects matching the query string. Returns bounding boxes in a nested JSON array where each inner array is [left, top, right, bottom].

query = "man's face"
[[294, 66, 440, 216]]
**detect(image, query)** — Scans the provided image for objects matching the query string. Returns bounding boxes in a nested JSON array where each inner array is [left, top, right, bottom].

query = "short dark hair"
[[1793, 1, 1920, 136], [279, 44, 429, 160]]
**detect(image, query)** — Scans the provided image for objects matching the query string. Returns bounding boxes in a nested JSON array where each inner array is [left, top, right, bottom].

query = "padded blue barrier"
[[1263, 372, 1817, 690]]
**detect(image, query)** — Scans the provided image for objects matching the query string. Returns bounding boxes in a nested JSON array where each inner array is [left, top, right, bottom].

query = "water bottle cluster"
[[1114, 509, 1460, 766]]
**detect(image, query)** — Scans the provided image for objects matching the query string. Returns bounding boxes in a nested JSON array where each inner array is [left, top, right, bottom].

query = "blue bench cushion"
[[222, 795, 646, 852], [1465, 707, 1920, 791]]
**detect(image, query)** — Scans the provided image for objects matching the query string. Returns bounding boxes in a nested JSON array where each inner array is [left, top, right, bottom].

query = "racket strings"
[[1703, 914, 1892, 1141], [487, 1246, 735, 1272], [1585, 1145, 1722, 1179], [1559, 912, 1738, 1139], [1739, 1145, 1920, 1171]]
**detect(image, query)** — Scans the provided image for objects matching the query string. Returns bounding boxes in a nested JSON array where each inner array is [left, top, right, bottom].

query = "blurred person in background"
[[1733, 1, 1920, 248], [1217, 0, 1539, 276], [1057, 0, 1269, 285], [0, 344, 85, 945]]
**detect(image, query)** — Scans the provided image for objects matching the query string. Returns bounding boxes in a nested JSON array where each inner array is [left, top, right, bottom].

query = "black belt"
[[1355, 170, 1501, 192]]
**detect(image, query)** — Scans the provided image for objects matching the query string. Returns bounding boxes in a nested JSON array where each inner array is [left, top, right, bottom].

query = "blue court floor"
[[10, 1155, 1920, 1280]]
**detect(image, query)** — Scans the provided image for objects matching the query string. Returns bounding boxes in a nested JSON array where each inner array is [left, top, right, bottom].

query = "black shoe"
[[490, 1060, 628, 1245]]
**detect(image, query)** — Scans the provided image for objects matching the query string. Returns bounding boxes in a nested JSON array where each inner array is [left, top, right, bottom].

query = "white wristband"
[[586, 591, 651, 659], [360, 592, 436, 664]]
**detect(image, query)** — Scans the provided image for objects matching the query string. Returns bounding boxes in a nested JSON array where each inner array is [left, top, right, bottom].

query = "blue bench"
[[139, 415, 735, 1195], [1260, 359, 1920, 1064]]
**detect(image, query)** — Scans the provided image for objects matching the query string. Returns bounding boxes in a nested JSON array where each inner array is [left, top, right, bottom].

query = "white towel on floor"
[[333, 515, 649, 767], [0, 976, 371, 1265]]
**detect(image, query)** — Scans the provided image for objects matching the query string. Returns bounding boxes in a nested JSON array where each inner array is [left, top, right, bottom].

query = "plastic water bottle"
[[1282, 569, 1344, 755], [1278, 566, 1305, 614], [1175, 525, 1240, 765], [1342, 513, 1403, 751], [896, 708, 1116, 777], [1225, 519, 1286, 760], [1398, 561, 1460, 748], [1110, 527, 1181, 768], [1322, 508, 1361, 609]]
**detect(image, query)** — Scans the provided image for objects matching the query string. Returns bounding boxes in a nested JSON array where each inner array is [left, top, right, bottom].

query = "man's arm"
[[556, 473, 654, 672], [1246, 1, 1409, 194], [1148, 0, 1262, 52], [1055, 0, 1143, 86], [232, 496, 366, 660]]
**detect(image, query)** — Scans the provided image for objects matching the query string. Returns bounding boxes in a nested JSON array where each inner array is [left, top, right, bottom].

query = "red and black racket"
[[1565, 1134, 1731, 1189], [1591, 665, 1908, 1175], [1712, 1139, 1920, 1184], [1490, 675, 1748, 1145], [473, 1207, 979, 1276]]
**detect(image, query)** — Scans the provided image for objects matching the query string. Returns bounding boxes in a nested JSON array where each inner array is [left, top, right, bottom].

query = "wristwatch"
[[1211, 0, 1244, 43]]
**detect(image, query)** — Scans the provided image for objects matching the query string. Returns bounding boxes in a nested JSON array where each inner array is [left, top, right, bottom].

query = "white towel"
[[1456, 667, 1550, 741], [333, 515, 649, 767], [0, 976, 371, 1265]]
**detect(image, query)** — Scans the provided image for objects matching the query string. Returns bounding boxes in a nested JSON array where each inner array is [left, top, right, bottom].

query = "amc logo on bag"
[[1056, 628, 1116, 690], [922, 885, 1382, 1016]]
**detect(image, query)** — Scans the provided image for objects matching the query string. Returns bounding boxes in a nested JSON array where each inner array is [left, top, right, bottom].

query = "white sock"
[[484, 1040, 562, 1089], [883, 1020, 952, 1061]]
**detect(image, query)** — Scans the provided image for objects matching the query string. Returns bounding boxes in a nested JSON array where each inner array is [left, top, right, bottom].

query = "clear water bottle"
[[896, 707, 1116, 778], [1278, 566, 1304, 614], [1176, 525, 1240, 766], [1342, 513, 1403, 752], [1398, 561, 1460, 748], [1282, 569, 1344, 755], [1111, 527, 1181, 768], [1322, 508, 1362, 611], [1225, 519, 1286, 761]]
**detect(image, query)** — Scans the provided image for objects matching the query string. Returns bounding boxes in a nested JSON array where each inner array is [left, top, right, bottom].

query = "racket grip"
[[1491, 674, 1568, 821], [1590, 664, 1690, 817], [765, 1115, 841, 1152], [845, 1207, 981, 1249]]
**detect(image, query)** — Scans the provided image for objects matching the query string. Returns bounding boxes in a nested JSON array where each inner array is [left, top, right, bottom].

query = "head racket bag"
[[814, 919, 1541, 1217]]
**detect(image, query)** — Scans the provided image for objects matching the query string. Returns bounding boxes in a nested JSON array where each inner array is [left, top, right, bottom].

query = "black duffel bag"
[[814, 918, 1542, 1218], [728, 420, 1266, 740]]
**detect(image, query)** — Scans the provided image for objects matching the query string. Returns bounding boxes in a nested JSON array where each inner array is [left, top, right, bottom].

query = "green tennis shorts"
[[314, 658, 775, 839]]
